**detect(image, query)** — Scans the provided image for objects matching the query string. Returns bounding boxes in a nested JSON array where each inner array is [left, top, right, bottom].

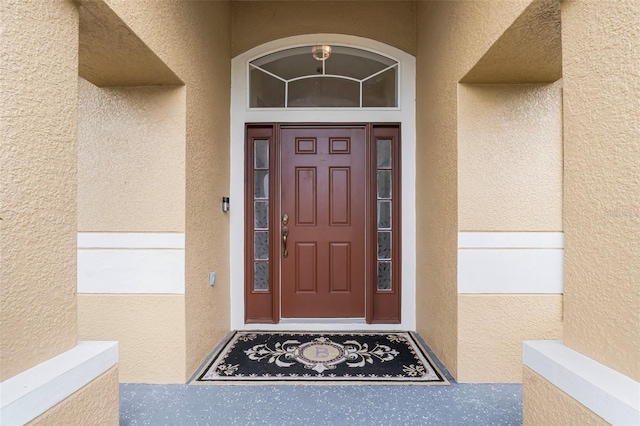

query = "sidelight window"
[[376, 139, 393, 291], [249, 46, 398, 108], [253, 139, 270, 291]]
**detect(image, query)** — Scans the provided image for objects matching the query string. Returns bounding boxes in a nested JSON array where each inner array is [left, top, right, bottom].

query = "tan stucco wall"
[[78, 0, 182, 87], [78, 295, 186, 383], [461, 0, 561, 84], [561, 0, 640, 382], [458, 295, 563, 383], [78, 77, 185, 232], [458, 82, 563, 231], [231, 1, 416, 57], [523, 367, 608, 426], [415, 0, 533, 380], [28, 366, 120, 426], [0, 0, 79, 381], [103, 0, 232, 380]]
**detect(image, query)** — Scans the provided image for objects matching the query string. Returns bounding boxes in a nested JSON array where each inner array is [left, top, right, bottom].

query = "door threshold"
[[279, 318, 366, 324], [242, 321, 407, 332]]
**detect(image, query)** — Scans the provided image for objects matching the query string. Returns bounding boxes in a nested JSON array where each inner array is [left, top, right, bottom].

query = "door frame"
[[244, 124, 401, 324], [230, 34, 416, 331]]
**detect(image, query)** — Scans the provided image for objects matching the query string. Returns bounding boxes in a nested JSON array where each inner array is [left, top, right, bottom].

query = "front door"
[[280, 126, 366, 318], [244, 123, 401, 324]]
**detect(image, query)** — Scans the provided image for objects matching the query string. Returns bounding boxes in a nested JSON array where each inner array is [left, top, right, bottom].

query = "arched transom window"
[[249, 45, 398, 108]]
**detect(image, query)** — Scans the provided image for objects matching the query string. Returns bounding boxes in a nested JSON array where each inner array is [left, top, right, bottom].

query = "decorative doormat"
[[196, 332, 448, 385]]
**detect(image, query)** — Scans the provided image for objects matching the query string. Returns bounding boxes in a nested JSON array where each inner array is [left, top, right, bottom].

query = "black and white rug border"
[[195, 331, 449, 386]]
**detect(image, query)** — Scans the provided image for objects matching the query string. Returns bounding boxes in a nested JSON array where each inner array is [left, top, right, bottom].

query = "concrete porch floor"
[[120, 382, 522, 425], [119, 337, 523, 425]]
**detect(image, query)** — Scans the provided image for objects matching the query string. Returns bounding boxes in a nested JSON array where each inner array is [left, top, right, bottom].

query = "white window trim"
[[230, 34, 416, 331]]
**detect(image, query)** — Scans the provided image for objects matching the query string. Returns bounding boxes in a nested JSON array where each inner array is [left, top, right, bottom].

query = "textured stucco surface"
[[78, 295, 186, 383], [458, 295, 563, 383], [102, 0, 232, 381], [523, 367, 608, 425], [415, 0, 532, 380], [78, 77, 186, 232], [561, 0, 640, 382], [78, 0, 181, 87], [458, 82, 563, 231], [461, 0, 561, 84], [231, 1, 416, 57], [27, 366, 119, 426], [0, 0, 79, 381]]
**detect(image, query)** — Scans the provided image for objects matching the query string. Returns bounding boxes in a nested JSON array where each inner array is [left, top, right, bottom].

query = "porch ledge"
[[523, 340, 640, 426], [0, 341, 118, 425]]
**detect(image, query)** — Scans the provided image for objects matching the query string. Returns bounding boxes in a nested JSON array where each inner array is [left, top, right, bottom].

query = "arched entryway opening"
[[230, 35, 416, 331]]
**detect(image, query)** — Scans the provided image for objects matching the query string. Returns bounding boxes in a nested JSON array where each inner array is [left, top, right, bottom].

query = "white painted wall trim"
[[78, 249, 185, 294], [230, 34, 416, 330], [458, 232, 564, 294], [0, 341, 118, 425], [458, 232, 564, 249], [523, 340, 640, 426], [78, 232, 185, 249], [78, 232, 185, 294], [458, 249, 564, 293]]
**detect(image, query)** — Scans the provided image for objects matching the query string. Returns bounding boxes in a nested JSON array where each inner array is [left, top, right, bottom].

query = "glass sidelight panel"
[[377, 170, 392, 199], [254, 171, 269, 199], [254, 139, 269, 169], [377, 201, 392, 229], [377, 262, 392, 291], [377, 139, 392, 168], [376, 138, 393, 291], [254, 261, 269, 291], [377, 231, 391, 260], [252, 137, 270, 292], [254, 201, 269, 229], [254, 231, 269, 260]]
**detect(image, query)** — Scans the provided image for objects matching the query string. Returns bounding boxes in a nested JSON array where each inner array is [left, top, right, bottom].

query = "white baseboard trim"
[[77, 232, 185, 294], [0, 341, 118, 426], [458, 232, 564, 294], [523, 340, 640, 426]]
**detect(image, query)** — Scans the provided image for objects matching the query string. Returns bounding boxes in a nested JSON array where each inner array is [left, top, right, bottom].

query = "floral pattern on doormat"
[[197, 332, 448, 384]]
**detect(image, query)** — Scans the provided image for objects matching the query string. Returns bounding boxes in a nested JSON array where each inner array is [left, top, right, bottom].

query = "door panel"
[[329, 168, 351, 224], [280, 126, 366, 318], [295, 242, 317, 293], [295, 168, 317, 225], [329, 243, 351, 292]]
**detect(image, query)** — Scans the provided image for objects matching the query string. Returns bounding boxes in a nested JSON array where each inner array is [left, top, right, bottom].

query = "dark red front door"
[[280, 126, 366, 318]]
